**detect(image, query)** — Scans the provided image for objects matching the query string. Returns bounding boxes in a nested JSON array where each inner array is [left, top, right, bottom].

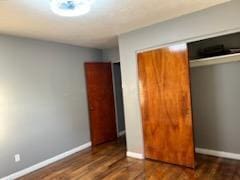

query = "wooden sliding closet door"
[[137, 45, 195, 168]]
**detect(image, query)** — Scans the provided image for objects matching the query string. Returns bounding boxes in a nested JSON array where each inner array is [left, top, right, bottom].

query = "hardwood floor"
[[19, 138, 240, 180]]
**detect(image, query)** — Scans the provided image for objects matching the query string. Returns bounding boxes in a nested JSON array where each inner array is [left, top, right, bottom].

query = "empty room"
[[1, 0, 240, 179]]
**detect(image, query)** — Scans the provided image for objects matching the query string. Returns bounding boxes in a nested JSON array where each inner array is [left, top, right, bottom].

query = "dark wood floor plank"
[[19, 138, 240, 180]]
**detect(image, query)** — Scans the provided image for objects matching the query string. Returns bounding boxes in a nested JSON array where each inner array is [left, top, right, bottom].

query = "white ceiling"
[[0, 0, 231, 48]]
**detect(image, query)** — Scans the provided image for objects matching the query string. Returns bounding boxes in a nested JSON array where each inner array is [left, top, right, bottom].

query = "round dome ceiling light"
[[50, 0, 94, 17]]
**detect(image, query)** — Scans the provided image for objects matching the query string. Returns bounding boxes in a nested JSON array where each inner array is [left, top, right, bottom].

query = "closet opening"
[[188, 32, 240, 159]]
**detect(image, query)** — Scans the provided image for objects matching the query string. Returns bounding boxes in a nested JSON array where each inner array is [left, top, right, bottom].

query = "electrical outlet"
[[15, 154, 20, 162]]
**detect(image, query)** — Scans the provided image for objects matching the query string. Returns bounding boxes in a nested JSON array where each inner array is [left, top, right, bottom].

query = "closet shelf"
[[190, 53, 240, 68]]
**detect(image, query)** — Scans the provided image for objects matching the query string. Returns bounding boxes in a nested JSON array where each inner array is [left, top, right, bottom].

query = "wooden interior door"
[[85, 62, 117, 146], [137, 44, 195, 168]]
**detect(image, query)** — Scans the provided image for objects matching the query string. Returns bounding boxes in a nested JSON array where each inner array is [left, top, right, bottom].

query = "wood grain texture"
[[85, 62, 117, 146], [19, 138, 240, 180], [137, 45, 195, 168]]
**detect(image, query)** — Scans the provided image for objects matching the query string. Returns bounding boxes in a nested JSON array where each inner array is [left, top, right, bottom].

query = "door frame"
[[111, 62, 119, 137], [136, 28, 240, 54], [112, 61, 125, 137]]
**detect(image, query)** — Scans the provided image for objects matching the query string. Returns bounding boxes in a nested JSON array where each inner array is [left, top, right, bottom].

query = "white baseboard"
[[126, 151, 144, 159], [1, 142, 92, 180], [126, 148, 240, 161], [196, 148, 240, 160], [118, 130, 126, 137]]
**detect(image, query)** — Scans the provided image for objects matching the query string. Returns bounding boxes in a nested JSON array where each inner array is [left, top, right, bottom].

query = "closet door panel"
[[137, 45, 195, 168]]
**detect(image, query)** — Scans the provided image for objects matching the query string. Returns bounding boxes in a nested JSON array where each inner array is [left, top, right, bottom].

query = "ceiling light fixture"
[[50, 0, 94, 17]]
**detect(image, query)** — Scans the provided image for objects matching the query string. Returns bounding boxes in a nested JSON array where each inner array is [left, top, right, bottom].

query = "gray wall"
[[0, 35, 102, 178], [102, 48, 125, 134], [191, 62, 240, 154], [113, 63, 125, 133], [118, 0, 240, 154], [102, 47, 120, 62]]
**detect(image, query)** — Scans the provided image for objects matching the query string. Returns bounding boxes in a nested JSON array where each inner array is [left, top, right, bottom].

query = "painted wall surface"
[[118, 0, 240, 154], [113, 63, 125, 133], [191, 62, 240, 154], [0, 35, 102, 178], [102, 48, 125, 134], [102, 47, 120, 62]]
